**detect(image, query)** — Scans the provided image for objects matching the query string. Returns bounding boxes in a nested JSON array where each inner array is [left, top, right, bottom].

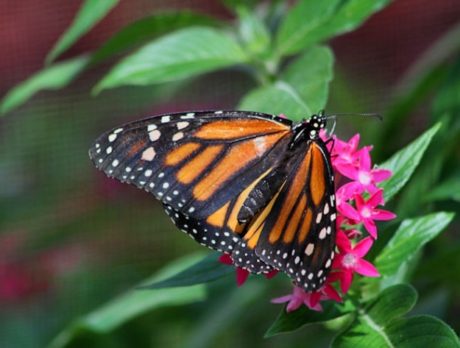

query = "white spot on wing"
[[172, 132, 184, 141], [161, 116, 171, 123], [108, 133, 117, 142], [305, 243, 314, 255], [177, 121, 189, 130], [149, 130, 161, 141], [141, 147, 156, 161], [147, 124, 157, 131]]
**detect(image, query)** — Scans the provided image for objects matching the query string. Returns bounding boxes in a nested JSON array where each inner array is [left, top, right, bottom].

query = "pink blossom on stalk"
[[339, 190, 396, 238], [332, 231, 380, 293], [339, 148, 392, 195], [219, 254, 278, 287], [271, 280, 342, 313]]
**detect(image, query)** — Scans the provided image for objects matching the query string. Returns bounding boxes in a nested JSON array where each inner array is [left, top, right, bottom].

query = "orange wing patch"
[[268, 148, 312, 244], [165, 142, 201, 165], [176, 145, 223, 184], [194, 119, 289, 140], [192, 133, 286, 201], [244, 184, 285, 249], [297, 208, 313, 243], [282, 194, 307, 243], [206, 201, 230, 228], [310, 143, 326, 205]]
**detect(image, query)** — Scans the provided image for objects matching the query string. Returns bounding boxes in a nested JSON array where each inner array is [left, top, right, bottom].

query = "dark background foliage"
[[0, 1, 459, 347]]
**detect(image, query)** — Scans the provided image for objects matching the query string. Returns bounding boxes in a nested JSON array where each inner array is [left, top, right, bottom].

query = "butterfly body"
[[89, 110, 336, 290]]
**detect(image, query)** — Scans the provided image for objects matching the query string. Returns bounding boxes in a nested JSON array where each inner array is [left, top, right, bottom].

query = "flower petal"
[[367, 189, 384, 207], [271, 295, 292, 304], [363, 218, 378, 238], [264, 270, 279, 279], [355, 259, 380, 277], [357, 148, 372, 170], [372, 169, 392, 182], [353, 237, 374, 257], [340, 270, 353, 293], [286, 297, 303, 312], [236, 267, 250, 286], [372, 209, 397, 221], [336, 163, 359, 180], [335, 230, 352, 252], [322, 284, 342, 302], [218, 253, 233, 265], [338, 201, 361, 221]]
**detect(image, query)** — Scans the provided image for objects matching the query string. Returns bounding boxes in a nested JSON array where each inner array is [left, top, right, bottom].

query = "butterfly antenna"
[[325, 112, 383, 121]]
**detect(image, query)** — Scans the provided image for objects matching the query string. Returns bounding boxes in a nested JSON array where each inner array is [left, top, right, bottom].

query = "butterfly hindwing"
[[89, 111, 293, 221], [253, 139, 337, 291]]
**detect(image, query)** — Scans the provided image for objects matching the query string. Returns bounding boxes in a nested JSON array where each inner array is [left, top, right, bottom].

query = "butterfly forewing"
[[89, 111, 293, 221]]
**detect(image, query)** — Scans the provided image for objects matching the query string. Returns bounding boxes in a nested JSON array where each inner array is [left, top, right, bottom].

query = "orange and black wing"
[[89, 111, 293, 222], [245, 139, 337, 291]]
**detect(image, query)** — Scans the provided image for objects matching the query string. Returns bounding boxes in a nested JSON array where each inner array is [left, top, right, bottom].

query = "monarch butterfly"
[[89, 110, 336, 291]]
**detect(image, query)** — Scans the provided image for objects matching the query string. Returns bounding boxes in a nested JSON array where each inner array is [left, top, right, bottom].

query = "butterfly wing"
[[89, 111, 293, 221], [243, 139, 337, 291]]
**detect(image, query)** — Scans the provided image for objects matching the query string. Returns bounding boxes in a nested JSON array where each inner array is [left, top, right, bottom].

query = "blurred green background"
[[0, 0, 459, 347]]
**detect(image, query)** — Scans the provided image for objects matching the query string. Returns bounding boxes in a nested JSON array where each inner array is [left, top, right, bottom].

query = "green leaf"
[[275, 0, 340, 55], [265, 300, 355, 337], [424, 176, 460, 202], [384, 316, 460, 348], [46, 0, 119, 63], [90, 11, 220, 64], [48, 253, 207, 348], [237, 7, 271, 57], [295, 0, 391, 53], [94, 27, 247, 93], [1, 55, 89, 114], [332, 284, 419, 348], [379, 122, 441, 202], [375, 212, 454, 278], [239, 46, 333, 120], [142, 252, 233, 289]]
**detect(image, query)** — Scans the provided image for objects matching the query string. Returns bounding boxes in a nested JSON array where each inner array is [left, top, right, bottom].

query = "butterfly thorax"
[[290, 114, 327, 149]]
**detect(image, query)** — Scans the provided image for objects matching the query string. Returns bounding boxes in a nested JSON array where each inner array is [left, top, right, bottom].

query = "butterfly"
[[89, 110, 337, 291]]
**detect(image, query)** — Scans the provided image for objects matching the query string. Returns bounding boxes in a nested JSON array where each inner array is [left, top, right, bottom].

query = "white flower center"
[[358, 171, 371, 185], [342, 253, 357, 268], [361, 207, 372, 218]]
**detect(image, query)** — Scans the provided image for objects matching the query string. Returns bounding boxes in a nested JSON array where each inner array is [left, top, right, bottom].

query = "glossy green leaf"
[[237, 7, 271, 57], [384, 316, 460, 348], [90, 11, 220, 64], [332, 284, 418, 347], [379, 122, 441, 202], [375, 212, 454, 278], [142, 252, 233, 289], [265, 300, 355, 337], [239, 46, 333, 120], [48, 253, 207, 348], [275, 0, 340, 55], [294, 0, 391, 53], [424, 176, 460, 202], [1, 56, 89, 114], [94, 27, 247, 92], [334, 290, 460, 348], [46, 0, 119, 63]]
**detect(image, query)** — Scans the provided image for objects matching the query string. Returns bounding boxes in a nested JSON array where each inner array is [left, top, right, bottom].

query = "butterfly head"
[[305, 111, 327, 139]]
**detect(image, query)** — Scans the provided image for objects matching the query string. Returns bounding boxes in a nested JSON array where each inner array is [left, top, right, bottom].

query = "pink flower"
[[332, 231, 380, 293], [331, 134, 362, 169], [272, 279, 341, 313], [339, 190, 396, 238], [338, 148, 392, 196], [219, 253, 278, 287]]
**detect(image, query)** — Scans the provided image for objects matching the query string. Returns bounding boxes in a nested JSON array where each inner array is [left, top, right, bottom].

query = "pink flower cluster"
[[219, 133, 396, 312]]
